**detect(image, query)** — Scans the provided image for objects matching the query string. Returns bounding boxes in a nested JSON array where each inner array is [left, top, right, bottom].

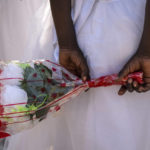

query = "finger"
[[71, 54, 90, 81], [126, 78, 134, 92], [79, 62, 90, 82], [65, 63, 83, 78], [143, 83, 150, 92], [71, 70, 80, 77], [132, 80, 139, 92], [118, 63, 131, 81], [143, 77, 150, 83], [62, 62, 77, 76], [81, 72, 90, 82], [118, 58, 139, 81], [135, 76, 150, 93], [133, 80, 138, 88], [118, 86, 127, 95], [137, 83, 150, 93], [65, 66, 79, 77]]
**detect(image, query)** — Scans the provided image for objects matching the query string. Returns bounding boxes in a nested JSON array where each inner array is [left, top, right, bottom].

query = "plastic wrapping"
[[0, 60, 143, 138]]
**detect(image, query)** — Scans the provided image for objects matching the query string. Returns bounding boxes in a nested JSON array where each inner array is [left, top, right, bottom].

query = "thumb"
[[118, 64, 130, 81], [80, 63, 90, 82], [81, 72, 90, 82]]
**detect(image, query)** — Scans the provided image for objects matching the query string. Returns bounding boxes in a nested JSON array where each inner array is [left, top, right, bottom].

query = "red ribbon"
[[88, 72, 143, 88]]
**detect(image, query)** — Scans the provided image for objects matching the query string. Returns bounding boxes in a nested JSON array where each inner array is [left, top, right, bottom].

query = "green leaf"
[[34, 63, 52, 79], [19, 63, 58, 119], [16, 105, 29, 112], [18, 63, 30, 69]]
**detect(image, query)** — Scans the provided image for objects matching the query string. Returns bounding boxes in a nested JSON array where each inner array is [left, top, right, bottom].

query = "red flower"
[[41, 69, 45, 72], [41, 88, 46, 93], [32, 95, 36, 99], [76, 77, 80, 80], [51, 93, 57, 99], [32, 73, 37, 78], [75, 84, 78, 88], [60, 83, 66, 87], [52, 68, 56, 72], [55, 105, 61, 111], [64, 73, 69, 78], [47, 78, 52, 83]]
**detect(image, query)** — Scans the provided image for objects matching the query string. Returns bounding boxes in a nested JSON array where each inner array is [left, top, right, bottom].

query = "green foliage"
[[18, 63, 30, 70], [20, 63, 73, 120], [20, 63, 53, 119]]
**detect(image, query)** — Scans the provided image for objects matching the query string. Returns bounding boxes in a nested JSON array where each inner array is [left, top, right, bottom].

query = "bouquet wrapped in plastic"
[[0, 60, 143, 139]]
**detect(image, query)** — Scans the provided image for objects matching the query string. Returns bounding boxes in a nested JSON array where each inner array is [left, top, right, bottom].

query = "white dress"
[[1, 0, 150, 150]]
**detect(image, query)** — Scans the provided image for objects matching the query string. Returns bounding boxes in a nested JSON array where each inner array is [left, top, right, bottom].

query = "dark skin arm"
[[118, 0, 150, 95], [49, 0, 90, 81], [50, 0, 150, 93]]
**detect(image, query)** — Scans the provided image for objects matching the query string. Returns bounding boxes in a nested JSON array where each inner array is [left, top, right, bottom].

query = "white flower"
[[0, 85, 35, 134], [1, 85, 28, 105], [0, 63, 23, 86]]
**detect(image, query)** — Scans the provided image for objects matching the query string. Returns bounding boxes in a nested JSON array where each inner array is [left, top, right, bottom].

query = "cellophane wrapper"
[[0, 60, 143, 138]]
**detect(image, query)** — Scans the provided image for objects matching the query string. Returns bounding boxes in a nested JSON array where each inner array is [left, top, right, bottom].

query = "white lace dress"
[[0, 0, 150, 150]]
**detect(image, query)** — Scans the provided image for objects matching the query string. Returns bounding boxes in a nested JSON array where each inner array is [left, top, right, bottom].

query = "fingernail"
[[128, 78, 133, 84], [138, 87, 143, 92], [118, 91, 123, 95], [133, 83, 137, 87], [83, 76, 87, 82]]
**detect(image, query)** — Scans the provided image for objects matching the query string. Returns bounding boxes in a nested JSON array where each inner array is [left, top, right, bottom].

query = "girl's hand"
[[59, 48, 90, 82], [118, 0, 150, 95], [118, 51, 150, 95], [50, 0, 90, 81]]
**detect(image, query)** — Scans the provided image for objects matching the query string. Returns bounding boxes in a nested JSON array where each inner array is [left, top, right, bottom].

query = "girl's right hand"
[[59, 48, 90, 82]]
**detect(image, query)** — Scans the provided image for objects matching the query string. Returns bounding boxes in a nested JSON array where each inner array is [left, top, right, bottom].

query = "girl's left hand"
[[118, 0, 150, 95], [118, 50, 150, 95]]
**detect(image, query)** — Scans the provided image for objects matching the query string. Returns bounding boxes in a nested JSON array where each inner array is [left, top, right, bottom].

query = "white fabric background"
[[0, 0, 55, 61], [1, 0, 150, 150]]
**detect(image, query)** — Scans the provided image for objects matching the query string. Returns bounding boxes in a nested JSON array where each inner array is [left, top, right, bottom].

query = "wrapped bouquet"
[[0, 60, 143, 138]]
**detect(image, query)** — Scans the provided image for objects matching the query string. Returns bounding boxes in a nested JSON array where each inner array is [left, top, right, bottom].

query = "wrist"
[[58, 28, 79, 50], [59, 36, 80, 50], [59, 40, 79, 50], [136, 43, 150, 58]]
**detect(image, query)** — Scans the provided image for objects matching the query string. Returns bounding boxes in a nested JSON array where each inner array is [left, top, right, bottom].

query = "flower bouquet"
[[0, 60, 143, 139]]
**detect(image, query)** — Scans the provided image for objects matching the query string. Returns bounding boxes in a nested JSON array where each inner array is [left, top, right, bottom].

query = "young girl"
[[1, 0, 150, 150]]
